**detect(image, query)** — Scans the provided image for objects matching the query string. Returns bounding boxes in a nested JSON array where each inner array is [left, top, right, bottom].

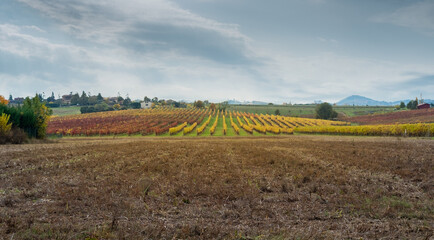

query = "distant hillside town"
[[7, 92, 193, 114]]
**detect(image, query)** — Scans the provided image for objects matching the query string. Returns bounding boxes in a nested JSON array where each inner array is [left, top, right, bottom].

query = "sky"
[[1, 0, 433, 103]]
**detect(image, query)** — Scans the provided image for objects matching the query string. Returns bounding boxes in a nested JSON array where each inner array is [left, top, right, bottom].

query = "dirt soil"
[[0, 136, 433, 239]]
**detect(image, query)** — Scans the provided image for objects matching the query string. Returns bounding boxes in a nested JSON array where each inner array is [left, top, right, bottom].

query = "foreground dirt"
[[0, 136, 433, 239]]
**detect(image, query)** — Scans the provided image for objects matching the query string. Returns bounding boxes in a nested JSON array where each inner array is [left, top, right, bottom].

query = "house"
[[13, 97, 24, 104], [417, 103, 430, 109], [106, 97, 118, 104], [141, 102, 152, 109], [62, 95, 72, 104], [8, 97, 24, 106]]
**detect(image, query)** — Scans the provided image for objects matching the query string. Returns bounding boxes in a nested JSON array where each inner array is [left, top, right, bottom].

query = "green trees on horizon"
[[0, 95, 52, 143], [315, 102, 338, 120]]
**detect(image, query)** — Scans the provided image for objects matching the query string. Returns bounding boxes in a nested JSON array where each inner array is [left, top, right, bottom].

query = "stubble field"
[[0, 136, 433, 239]]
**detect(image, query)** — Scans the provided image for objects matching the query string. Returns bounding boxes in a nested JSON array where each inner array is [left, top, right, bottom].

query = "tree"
[[406, 99, 418, 110], [79, 91, 88, 105], [97, 93, 104, 102], [152, 97, 158, 103], [88, 96, 98, 105], [194, 100, 204, 108], [70, 93, 79, 105], [23, 95, 52, 139], [275, 109, 280, 115], [218, 101, 229, 111], [47, 92, 55, 102], [209, 103, 216, 110], [117, 96, 124, 104], [123, 97, 132, 107], [131, 102, 141, 109], [400, 101, 406, 109], [0, 95, 8, 105], [113, 104, 121, 110], [315, 102, 338, 120], [144, 96, 151, 103], [8, 94, 13, 101]]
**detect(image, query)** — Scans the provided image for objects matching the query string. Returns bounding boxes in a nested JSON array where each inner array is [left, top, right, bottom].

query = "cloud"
[[402, 74, 434, 87], [372, 0, 434, 35], [259, 51, 434, 102], [0, 24, 73, 59], [2, 0, 433, 103], [16, 0, 252, 64], [317, 37, 338, 44]]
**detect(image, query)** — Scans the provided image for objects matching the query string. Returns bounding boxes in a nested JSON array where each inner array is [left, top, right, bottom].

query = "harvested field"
[[0, 136, 433, 239]]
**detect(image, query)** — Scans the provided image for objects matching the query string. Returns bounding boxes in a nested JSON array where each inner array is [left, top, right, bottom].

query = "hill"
[[227, 100, 268, 105], [337, 95, 434, 106]]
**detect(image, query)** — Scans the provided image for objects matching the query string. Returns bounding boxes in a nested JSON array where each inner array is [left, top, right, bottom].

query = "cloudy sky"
[[1, 0, 433, 103]]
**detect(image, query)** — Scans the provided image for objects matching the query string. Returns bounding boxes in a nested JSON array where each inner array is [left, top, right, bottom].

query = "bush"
[[0, 104, 37, 137], [80, 106, 89, 114], [9, 128, 28, 144], [82, 103, 115, 114], [275, 109, 280, 115], [0, 128, 28, 144], [0, 113, 12, 135], [131, 102, 141, 109]]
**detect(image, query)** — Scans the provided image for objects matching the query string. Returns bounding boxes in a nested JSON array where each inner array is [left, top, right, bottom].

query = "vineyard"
[[345, 108, 434, 125], [296, 123, 434, 137], [47, 108, 347, 137]]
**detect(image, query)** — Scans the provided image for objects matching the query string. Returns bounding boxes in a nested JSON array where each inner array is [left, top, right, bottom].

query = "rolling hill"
[[337, 95, 434, 106]]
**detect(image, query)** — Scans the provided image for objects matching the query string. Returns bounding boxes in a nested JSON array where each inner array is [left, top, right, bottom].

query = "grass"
[[51, 106, 81, 116], [0, 136, 432, 239]]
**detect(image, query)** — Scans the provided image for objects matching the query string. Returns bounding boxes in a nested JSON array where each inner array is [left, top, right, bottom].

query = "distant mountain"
[[227, 99, 242, 105], [227, 100, 268, 105], [337, 95, 434, 106]]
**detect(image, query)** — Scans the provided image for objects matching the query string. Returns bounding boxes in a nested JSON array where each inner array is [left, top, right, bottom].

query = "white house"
[[141, 102, 152, 109]]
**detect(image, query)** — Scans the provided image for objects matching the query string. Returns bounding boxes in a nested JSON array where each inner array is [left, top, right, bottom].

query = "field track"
[[0, 136, 433, 239]]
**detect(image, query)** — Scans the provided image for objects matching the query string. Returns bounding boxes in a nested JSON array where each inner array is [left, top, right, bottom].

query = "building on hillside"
[[106, 97, 118, 104], [8, 97, 24, 106], [62, 95, 72, 104], [417, 103, 430, 109], [141, 102, 152, 109], [13, 97, 24, 104]]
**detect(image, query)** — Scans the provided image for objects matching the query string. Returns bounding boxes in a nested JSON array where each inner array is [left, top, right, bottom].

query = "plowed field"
[[0, 136, 433, 239]]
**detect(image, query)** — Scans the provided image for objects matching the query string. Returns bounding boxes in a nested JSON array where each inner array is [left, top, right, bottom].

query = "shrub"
[[8, 128, 28, 144], [0, 113, 12, 135], [0, 127, 28, 144]]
